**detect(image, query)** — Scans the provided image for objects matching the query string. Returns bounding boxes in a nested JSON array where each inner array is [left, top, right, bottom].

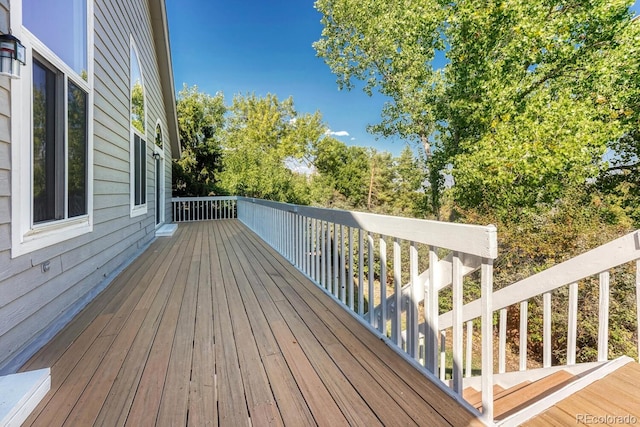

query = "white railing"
[[171, 196, 238, 222], [439, 230, 640, 378], [168, 195, 640, 425], [236, 197, 498, 423]]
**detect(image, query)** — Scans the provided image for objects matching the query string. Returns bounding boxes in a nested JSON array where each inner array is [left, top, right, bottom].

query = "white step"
[[0, 368, 50, 427]]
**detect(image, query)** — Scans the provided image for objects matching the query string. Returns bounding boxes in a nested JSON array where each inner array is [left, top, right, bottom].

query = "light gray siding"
[[0, 0, 176, 373]]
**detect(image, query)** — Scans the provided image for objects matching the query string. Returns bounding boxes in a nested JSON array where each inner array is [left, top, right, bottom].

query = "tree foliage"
[[173, 85, 226, 196], [217, 93, 324, 203], [314, 0, 640, 219]]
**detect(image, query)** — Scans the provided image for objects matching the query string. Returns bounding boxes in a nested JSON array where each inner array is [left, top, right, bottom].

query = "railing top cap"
[[237, 196, 497, 258]]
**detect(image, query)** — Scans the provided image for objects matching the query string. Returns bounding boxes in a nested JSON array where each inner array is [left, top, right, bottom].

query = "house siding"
[[0, 0, 176, 373]]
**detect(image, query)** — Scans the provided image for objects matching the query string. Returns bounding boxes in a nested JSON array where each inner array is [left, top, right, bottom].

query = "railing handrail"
[[172, 196, 238, 202], [439, 230, 640, 329], [237, 197, 498, 258]]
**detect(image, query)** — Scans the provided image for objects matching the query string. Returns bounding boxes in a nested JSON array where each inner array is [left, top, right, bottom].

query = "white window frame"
[[129, 38, 147, 218], [10, 0, 95, 258], [154, 120, 165, 227]]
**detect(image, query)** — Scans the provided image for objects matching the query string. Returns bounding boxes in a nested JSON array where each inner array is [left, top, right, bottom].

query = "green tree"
[[314, 0, 639, 219], [390, 146, 427, 216], [173, 85, 226, 196], [218, 93, 324, 203], [311, 137, 370, 208]]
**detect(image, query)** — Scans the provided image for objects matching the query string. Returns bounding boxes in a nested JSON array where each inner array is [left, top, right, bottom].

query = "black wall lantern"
[[0, 33, 26, 79]]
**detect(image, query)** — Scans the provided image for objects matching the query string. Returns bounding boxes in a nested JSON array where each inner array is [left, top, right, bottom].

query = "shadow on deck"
[[19, 220, 481, 426]]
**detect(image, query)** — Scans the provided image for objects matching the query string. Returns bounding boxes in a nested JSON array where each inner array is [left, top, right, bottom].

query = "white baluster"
[[598, 271, 610, 361]]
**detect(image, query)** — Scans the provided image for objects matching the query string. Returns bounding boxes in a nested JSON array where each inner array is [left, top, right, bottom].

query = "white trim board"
[[0, 368, 50, 427]]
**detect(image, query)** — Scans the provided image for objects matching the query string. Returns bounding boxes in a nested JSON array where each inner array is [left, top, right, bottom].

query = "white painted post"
[[297, 215, 302, 268], [310, 219, 315, 280], [326, 223, 332, 293], [293, 213, 297, 262], [567, 282, 578, 365], [314, 219, 319, 283], [340, 225, 347, 303], [427, 247, 439, 374], [358, 229, 364, 317], [285, 212, 289, 259], [598, 271, 610, 362], [637, 261, 640, 363], [439, 330, 446, 381], [348, 227, 354, 311], [380, 237, 387, 335], [520, 301, 528, 371], [333, 223, 339, 298], [543, 292, 552, 368], [302, 217, 307, 274], [452, 252, 463, 394], [327, 223, 333, 293], [393, 238, 402, 347], [321, 221, 327, 289], [368, 233, 375, 326], [410, 242, 419, 359], [499, 308, 507, 374], [481, 259, 494, 424], [289, 212, 293, 261], [466, 321, 473, 378]]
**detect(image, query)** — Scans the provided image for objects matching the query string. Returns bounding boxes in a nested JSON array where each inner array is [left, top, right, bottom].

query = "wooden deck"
[[19, 220, 481, 427], [525, 362, 640, 426]]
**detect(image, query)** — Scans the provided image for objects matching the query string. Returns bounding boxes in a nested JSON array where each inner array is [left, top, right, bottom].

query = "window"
[[11, 0, 93, 257], [154, 122, 164, 226], [133, 134, 146, 206], [155, 122, 163, 148], [130, 41, 147, 216], [23, 0, 87, 77], [32, 58, 88, 224]]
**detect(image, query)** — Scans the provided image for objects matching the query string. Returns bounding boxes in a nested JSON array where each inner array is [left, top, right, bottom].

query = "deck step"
[[462, 370, 577, 420], [0, 369, 50, 427], [463, 385, 504, 407], [494, 370, 575, 420]]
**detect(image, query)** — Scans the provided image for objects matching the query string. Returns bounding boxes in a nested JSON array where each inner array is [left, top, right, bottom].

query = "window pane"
[[33, 60, 58, 223], [130, 47, 145, 133], [24, 0, 87, 77], [134, 134, 141, 206], [141, 141, 146, 204], [155, 157, 161, 224], [133, 135, 146, 207], [155, 124, 163, 148], [68, 81, 87, 217]]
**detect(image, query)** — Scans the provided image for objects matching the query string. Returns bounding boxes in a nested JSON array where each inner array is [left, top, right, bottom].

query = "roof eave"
[[148, 0, 181, 159]]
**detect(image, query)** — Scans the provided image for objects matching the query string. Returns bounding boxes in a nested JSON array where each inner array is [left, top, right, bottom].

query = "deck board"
[[524, 362, 640, 426], [233, 221, 482, 427], [20, 220, 481, 426]]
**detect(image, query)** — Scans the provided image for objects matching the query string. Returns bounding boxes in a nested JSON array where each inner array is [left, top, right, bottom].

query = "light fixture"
[[152, 152, 161, 160], [0, 33, 26, 79]]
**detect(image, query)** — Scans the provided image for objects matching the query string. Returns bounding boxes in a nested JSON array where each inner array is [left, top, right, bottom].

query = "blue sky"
[[166, 1, 640, 158], [165, 0, 404, 155]]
